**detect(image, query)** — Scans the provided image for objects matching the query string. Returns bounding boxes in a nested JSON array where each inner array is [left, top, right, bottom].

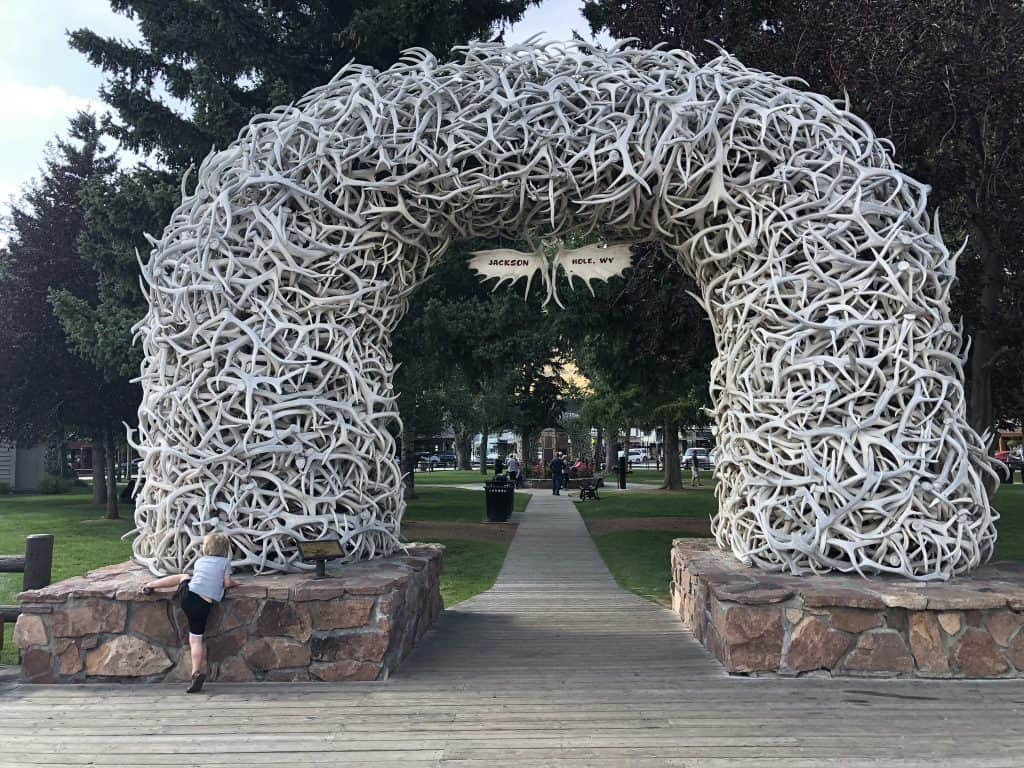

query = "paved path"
[[1, 492, 1022, 767]]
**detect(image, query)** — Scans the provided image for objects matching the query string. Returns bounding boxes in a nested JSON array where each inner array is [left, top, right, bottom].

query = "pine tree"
[[62, 2, 551, 478], [0, 113, 136, 517], [583, 0, 1024, 433], [70, 0, 543, 169]]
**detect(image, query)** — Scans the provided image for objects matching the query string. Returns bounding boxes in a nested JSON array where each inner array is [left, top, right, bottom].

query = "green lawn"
[[994, 484, 1024, 562], [592, 530, 688, 607], [402, 486, 525, 607], [0, 494, 135, 664], [402, 485, 529, 522], [410, 469, 486, 486], [1, 486, 521, 664], [589, 483, 1024, 607], [576, 488, 717, 520], [432, 538, 509, 606]]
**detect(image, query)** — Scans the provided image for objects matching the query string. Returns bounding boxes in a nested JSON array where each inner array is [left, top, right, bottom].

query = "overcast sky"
[[0, 0, 611, 233]]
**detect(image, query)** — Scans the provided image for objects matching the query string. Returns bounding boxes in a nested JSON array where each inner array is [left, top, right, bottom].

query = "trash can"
[[485, 477, 515, 522]]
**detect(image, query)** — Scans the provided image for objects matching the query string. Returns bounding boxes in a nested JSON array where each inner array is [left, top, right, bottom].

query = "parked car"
[[470, 452, 499, 467], [627, 448, 648, 463], [709, 448, 719, 468], [681, 447, 713, 470], [436, 452, 457, 468]]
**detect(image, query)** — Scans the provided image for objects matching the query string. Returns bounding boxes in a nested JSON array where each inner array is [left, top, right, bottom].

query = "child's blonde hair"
[[202, 532, 230, 557]]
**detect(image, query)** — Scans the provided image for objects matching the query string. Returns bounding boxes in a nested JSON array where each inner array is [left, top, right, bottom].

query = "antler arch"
[[133, 40, 997, 579]]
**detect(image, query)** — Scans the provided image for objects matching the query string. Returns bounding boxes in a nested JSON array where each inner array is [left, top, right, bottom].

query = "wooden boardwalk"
[[1, 491, 1022, 766]]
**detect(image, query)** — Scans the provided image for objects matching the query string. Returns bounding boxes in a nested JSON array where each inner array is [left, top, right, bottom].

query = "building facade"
[[0, 442, 46, 492]]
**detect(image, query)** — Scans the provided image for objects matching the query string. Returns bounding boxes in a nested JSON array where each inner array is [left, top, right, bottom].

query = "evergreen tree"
[[0, 113, 135, 516], [66, 1, 549, 475], [393, 247, 569, 479], [70, 0, 543, 169], [583, 0, 1024, 434], [555, 245, 715, 489], [51, 167, 179, 378]]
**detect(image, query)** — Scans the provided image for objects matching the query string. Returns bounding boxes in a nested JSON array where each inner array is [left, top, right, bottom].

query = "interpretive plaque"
[[296, 538, 345, 578]]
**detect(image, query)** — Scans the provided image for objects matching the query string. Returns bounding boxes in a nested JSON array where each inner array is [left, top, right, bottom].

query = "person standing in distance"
[[506, 454, 521, 488], [550, 453, 566, 496]]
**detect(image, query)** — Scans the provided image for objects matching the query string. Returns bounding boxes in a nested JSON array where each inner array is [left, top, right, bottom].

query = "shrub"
[[37, 473, 74, 494], [0, 482, 10, 495]]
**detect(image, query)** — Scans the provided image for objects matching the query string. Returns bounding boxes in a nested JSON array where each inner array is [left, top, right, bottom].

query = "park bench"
[[0, 535, 53, 652], [577, 477, 601, 501]]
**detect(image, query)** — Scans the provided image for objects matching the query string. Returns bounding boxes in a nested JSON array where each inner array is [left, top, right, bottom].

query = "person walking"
[[550, 453, 566, 495], [506, 454, 521, 488], [689, 453, 702, 487]]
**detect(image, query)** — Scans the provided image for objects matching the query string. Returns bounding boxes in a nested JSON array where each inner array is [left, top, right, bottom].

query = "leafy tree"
[[393, 247, 568, 476], [0, 113, 135, 517], [557, 245, 715, 489], [509, 360, 568, 472], [577, 375, 634, 470], [441, 375, 488, 470], [392, 350, 446, 500], [584, 0, 1024, 435]]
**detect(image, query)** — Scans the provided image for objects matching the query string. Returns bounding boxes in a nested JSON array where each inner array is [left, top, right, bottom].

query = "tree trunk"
[[91, 433, 105, 506], [43, 434, 64, 476], [967, 220, 1002, 440], [103, 427, 119, 520], [604, 426, 617, 472], [401, 428, 417, 501], [520, 429, 535, 475], [56, 437, 72, 477], [662, 418, 682, 490], [454, 428, 473, 470], [594, 427, 603, 468], [478, 426, 489, 475]]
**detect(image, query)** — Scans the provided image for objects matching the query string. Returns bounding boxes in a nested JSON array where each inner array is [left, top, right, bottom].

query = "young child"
[[142, 532, 239, 693]]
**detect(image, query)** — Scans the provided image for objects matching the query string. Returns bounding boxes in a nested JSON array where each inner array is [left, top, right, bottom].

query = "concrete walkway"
[[1, 491, 1022, 767]]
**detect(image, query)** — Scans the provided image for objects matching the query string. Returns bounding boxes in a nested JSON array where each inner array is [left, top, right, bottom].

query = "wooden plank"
[[0, 491, 1021, 766], [0, 555, 25, 573]]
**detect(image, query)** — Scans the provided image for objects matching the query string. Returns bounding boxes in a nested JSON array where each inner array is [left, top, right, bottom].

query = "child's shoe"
[[186, 672, 206, 693]]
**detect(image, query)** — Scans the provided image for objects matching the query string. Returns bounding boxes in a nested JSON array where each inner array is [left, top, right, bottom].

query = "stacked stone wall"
[[672, 539, 1024, 677], [15, 546, 443, 683]]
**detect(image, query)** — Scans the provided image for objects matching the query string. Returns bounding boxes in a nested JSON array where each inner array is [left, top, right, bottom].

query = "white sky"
[[0, 0, 611, 237]]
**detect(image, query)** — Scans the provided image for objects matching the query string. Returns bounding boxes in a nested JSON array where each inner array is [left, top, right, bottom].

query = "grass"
[[432, 538, 509, 606], [994, 484, 1024, 562], [402, 486, 524, 606], [588, 482, 1024, 607], [577, 488, 717, 520], [592, 531, 689, 607], [402, 485, 530, 522], [0, 493, 135, 664], [410, 469, 486, 486], [0, 485, 524, 664]]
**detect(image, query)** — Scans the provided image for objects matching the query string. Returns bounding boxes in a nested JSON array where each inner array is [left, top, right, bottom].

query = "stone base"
[[15, 545, 443, 683], [672, 539, 1024, 678]]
